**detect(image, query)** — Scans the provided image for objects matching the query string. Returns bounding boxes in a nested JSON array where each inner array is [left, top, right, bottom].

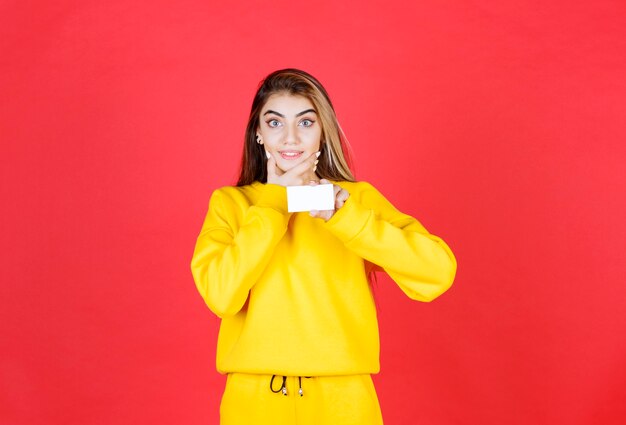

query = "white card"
[[286, 184, 335, 212]]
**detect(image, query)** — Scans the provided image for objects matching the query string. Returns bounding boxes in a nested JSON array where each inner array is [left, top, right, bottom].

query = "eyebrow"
[[263, 108, 317, 118]]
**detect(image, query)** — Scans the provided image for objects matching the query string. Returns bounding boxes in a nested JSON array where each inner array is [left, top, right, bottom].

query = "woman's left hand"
[[309, 179, 350, 221]]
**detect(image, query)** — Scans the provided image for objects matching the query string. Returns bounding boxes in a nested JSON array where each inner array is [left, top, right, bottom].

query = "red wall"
[[2, 1, 625, 424]]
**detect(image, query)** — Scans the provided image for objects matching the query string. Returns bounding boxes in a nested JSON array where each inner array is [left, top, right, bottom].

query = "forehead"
[[262, 93, 316, 114]]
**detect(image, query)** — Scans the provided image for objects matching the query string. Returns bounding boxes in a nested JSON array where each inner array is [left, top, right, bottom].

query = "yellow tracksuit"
[[191, 181, 456, 424]]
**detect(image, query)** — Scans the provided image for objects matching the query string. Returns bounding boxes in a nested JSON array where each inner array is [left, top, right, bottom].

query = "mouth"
[[278, 150, 304, 160]]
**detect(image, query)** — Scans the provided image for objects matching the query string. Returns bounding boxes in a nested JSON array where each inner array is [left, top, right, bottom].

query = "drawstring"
[[270, 375, 288, 395], [270, 375, 310, 397]]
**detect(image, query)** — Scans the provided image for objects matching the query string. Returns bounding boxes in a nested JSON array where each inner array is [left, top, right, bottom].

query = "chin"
[[277, 160, 302, 173], [277, 164, 293, 174]]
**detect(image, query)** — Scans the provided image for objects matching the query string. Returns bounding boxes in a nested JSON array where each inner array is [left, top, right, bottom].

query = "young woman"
[[191, 69, 457, 425]]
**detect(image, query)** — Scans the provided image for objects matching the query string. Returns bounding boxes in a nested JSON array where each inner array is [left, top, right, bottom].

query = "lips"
[[279, 150, 304, 160]]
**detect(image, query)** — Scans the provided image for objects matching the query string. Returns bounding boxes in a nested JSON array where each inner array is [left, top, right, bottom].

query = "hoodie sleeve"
[[325, 182, 457, 302], [190, 184, 291, 317]]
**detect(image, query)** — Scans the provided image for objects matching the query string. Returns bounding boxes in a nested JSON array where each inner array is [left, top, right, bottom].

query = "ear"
[[256, 133, 263, 144]]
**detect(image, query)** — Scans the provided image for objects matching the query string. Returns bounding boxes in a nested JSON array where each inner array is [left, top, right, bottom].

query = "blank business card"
[[287, 184, 335, 212]]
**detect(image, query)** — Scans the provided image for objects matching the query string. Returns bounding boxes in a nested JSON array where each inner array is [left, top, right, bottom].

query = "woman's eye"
[[300, 119, 314, 127], [267, 119, 281, 128]]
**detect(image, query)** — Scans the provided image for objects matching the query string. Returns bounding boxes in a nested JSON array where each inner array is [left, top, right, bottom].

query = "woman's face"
[[256, 93, 322, 173]]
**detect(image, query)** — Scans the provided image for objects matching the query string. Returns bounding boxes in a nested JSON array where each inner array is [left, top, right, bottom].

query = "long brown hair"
[[237, 69, 355, 186]]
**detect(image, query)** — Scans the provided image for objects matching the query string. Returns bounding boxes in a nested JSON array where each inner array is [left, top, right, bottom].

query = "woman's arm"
[[324, 182, 457, 302], [190, 184, 291, 317]]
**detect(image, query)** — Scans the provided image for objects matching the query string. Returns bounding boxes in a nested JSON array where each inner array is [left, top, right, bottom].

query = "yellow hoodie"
[[191, 181, 456, 376]]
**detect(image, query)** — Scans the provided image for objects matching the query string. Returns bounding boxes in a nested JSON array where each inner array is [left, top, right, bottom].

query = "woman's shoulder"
[[335, 179, 373, 189], [209, 182, 264, 208], [334, 180, 383, 199], [212, 181, 261, 195], [335, 180, 403, 216]]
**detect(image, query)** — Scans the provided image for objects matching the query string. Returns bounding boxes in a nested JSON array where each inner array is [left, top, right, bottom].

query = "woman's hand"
[[309, 179, 350, 222], [266, 151, 320, 187]]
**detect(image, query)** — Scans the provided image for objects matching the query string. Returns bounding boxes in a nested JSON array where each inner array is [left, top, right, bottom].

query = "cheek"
[[261, 133, 281, 150], [308, 130, 322, 149]]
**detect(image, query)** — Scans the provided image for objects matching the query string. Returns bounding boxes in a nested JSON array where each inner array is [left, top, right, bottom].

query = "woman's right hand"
[[266, 151, 320, 187]]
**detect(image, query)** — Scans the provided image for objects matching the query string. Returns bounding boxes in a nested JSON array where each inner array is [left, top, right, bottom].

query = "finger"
[[336, 195, 344, 209], [336, 189, 349, 209], [284, 153, 319, 178], [306, 165, 319, 183], [286, 156, 316, 176], [310, 209, 332, 221]]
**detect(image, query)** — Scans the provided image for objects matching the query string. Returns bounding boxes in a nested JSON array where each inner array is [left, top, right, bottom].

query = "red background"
[[2, 1, 625, 424]]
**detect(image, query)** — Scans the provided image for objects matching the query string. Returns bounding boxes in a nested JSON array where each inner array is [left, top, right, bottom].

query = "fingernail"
[[266, 151, 271, 159], [315, 151, 321, 158], [314, 160, 319, 165], [313, 165, 317, 172]]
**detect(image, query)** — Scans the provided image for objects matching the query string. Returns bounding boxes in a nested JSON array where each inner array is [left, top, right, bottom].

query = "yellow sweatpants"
[[220, 373, 384, 425]]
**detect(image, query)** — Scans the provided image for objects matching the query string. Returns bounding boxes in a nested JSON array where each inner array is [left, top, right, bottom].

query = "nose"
[[283, 122, 299, 145]]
